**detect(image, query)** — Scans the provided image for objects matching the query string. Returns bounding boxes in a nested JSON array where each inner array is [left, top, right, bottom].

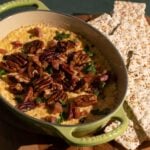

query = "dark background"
[[0, 0, 149, 19]]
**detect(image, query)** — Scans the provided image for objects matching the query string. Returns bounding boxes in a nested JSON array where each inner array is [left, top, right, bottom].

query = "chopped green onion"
[[46, 66, 53, 74], [35, 97, 44, 104], [84, 45, 94, 57], [93, 89, 100, 96], [0, 69, 7, 76], [56, 112, 67, 124], [54, 31, 70, 41], [59, 99, 67, 107], [83, 62, 96, 74]]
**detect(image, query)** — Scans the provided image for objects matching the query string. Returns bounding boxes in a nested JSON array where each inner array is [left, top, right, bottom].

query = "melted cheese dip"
[[0, 24, 117, 125]]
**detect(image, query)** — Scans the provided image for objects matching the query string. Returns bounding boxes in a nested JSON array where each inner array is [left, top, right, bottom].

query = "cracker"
[[89, 1, 150, 149], [112, 0, 146, 23], [88, 13, 120, 35]]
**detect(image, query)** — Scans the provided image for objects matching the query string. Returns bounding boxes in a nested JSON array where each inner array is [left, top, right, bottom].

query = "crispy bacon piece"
[[0, 48, 7, 54], [51, 102, 63, 114], [11, 41, 22, 49], [28, 27, 42, 37]]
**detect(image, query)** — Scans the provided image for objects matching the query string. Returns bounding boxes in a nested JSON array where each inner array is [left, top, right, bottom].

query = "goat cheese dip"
[[0, 24, 117, 125]]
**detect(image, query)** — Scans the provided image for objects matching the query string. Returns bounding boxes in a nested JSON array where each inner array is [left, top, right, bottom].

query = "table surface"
[[0, 0, 150, 149]]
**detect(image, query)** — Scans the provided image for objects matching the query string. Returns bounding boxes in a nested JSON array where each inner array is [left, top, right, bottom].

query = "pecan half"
[[47, 40, 58, 48], [3, 52, 27, 67], [43, 82, 63, 99], [33, 74, 53, 92], [74, 94, 97, 107], [71, 51, 90, 66], [40, 48, 56, 62], [55, 40, 75, 53], [47, 90, 67, 105], [61, 63, 74, 77], [24, 86, 34, 102], [23, 40, 44, 54], [18, 101, 35, 112], [9, 83, 23, 94], [7, 73, 30, 84]]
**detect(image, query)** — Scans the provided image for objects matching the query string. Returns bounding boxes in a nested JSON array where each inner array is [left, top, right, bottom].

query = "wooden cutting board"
[[0, 15, 149, 150]]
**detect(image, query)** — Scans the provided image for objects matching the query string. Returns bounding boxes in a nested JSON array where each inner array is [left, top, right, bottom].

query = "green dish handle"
[[54, 106, 128, 146], [0, 0, 49, 14]]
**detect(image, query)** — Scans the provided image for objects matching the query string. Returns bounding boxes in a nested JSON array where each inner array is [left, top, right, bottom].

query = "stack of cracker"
[[89, 1, 150, 150]]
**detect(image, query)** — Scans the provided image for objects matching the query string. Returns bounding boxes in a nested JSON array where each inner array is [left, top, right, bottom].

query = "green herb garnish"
[[35, 97, 44, 104], [54, 31, 70, 41], [83, 62, 96, 74], [56, 112, 68, 124], [59, 99, 67, 107], [0, 69, 7, 76], [46, 66, 53, 74], [84, 45, 94, 57], [93, 89, 100, 96], [91, 108, 110, 116]]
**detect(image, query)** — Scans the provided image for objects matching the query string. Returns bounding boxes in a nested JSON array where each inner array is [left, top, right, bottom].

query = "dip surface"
[[0, 24, 117, 125]]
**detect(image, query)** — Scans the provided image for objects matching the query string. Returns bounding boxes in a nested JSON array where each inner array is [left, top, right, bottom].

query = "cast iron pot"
[[0, 0, 128, 146]]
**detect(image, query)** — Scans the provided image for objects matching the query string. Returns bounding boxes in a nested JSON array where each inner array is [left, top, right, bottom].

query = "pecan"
[[0, 61, 17, 72], [33, 74, 53, 92], [40, 48, 56, 62], [11, 41, 22, 49], [28, 55, 42, 67], [52, 72, 65, 83], [47, 40, 57, 48], [67, 102, 74, 120], [24, 86, 34, 102], [47, 90, 67, 105], [0, 48, 7, 54], [44, 115, 57, 123], [61, 63, 74, 77], [55, 40, 75, 53], [51, 59, 61, 70], [67, 103, 87, 120], [74, 94, 97, 107], [28, 27, 42, 37], [43, 82, 63, 99], [71, 51, 90, 66], [18, 101, 35, 112], [23, 40, 44, 54], [7, 73, 30, 84], [3, 52, 27, 67], [9, 83, 23, 94], [27, 61, 43, 78], [51, 102, 63, 114]]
